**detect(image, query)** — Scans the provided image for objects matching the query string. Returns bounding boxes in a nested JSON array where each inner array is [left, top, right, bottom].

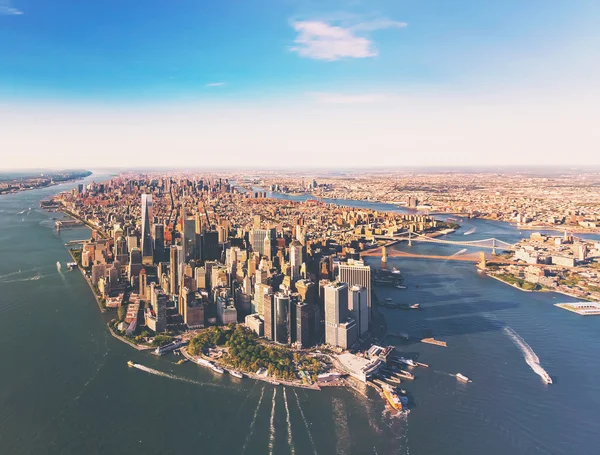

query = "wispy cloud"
[[290, 15, 406, 61], [205, 82, 226, 87], [0, 1, 23, 15], [309, 92, 387, 104]]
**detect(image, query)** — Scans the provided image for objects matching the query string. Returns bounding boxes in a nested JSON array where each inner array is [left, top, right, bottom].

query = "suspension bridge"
[[373, 231, 515, 254]]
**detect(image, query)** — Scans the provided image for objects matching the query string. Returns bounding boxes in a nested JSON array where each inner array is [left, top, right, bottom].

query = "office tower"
[[202, 231, 220, 262], [182, 215, 196, 261], [250, 229, 269, 256], [324, 282, 348, 348], [273, 293, 291, 345], [115, 235, 128, 265], [338, 260, 371, 325], [204, 260, 217, 289], [337, 319, 357, 350], [217, 296, 237, 325], [295, 302, 310, 348], [349, 285, 369, 337], [169, 245, 179, 295], [127, 234, 138, 251], [153, 223, 165, 263], [185, 292, 205, 328], [296, 279, 316, 305], [128, 247, 142, 280], [140, 193, 153, 265], [253, 282, 269, 315], [180, 287, 193, 319], [147, 283, 167, 333], [253, 214, 261, 230], [263, 235, 272, 260], [139, 269, 148, 301], [263, 291, 275, 340], [195, 266, 207, 289], [290, 240, 302, 281]]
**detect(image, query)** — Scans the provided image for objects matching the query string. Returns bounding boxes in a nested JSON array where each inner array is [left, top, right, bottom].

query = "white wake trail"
[[293, 389, 318, 455], [268, 388, 278, 455], [503, 327, 552, 384], [283, 388, 296, 455], [130, 363, 225, 388], [241, 386, 266, 454], [449, 248, 468, 258], [463, 228, 476, 235]]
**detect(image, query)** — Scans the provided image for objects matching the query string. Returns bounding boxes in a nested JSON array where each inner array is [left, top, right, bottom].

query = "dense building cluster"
[[54, 173, 442, 351]]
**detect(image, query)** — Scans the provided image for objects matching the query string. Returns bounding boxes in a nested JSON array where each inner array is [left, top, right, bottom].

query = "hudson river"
[[1, 176, 599, 454]]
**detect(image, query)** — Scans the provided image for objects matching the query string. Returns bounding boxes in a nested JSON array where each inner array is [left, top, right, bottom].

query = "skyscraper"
[[250, 228, 269, 256], [153, 223, 165, 263], [274, 292, 291, 345], [338, 260, 371, 325], [349, 285, 368, 337], [140, 193, 153, 265], [324, 282, 348, 347], [290, 240, 302, 281], [169, 245, 179, 296]]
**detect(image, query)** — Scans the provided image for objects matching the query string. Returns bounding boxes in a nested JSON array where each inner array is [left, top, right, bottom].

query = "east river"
[[1, 176, 599, 454]]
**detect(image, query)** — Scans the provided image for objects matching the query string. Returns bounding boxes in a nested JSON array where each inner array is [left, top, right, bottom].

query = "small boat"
[[385, 297, 393, 302], [397, 357, 416, 367], [396, 285, 407, 289], [127, 361, 134, 368], [409, 303, 420, 309], [270, 381, 281, 386], [66, 261, 78, 270], [391, 267, 402, 275], [56, 261, 61, 272], [211, 364, 225, 374], [541, 371, 553, 385], [230, 370, 244, 379], [382, 385, 403, 411], [456, 373, 469, 382]]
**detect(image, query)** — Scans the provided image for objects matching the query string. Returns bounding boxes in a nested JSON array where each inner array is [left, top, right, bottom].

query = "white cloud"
[[291, 21, 376, 60], [290, 16, 406, 61], [309, 92, 387, 104], [205, 82, 226, 87], [0, 5, 23, 15]]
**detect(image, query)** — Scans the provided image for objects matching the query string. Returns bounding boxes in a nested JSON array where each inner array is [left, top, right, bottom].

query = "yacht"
[[211, 364, 225, 374]]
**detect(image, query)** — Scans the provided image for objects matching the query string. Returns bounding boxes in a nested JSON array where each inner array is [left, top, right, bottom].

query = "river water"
[[0, 177, 599, 454]]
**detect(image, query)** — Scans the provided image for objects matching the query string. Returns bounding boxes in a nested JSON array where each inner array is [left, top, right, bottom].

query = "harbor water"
[[0, 177, 599, 454]]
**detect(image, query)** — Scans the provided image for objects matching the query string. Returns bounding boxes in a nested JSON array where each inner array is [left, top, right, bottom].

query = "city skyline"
[[2, 0, 599, 168]]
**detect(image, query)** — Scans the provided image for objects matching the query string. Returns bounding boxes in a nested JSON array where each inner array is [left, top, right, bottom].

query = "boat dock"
[[421, 337, 447, 347]]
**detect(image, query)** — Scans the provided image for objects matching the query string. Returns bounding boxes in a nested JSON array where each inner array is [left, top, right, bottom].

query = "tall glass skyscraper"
[[141, 193, 153, 264]]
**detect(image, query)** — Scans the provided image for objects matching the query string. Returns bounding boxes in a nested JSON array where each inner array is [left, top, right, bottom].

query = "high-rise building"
[[263, 291, 275, 340], [290, 240, 303, 281], [153, 223, 165, 263], [274, 293, 291, 345], [349, 285, 369, 337], [295, 302, 310, 348], [250, 229, 269, 256], [140, 193, 153, 265], [169, 245, 179, 295], [324, 282, 348, 348], [182, 211, 196, 261], [338, 260, 371, 325], [202, 231, 220, 262]]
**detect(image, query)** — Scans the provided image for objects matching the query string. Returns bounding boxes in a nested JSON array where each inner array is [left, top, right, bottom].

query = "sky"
[[1, 0, 599, 169]]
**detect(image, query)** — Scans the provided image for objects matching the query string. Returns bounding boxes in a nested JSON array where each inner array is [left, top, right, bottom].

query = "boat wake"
[[463, 228, 476, 236], [449, 248, 468, 258], [283, 388, 296, 455], [332, 397, 350, 454], [293, 389, 318, 455], [130, 363, 226, 388], [241, 386, 266, 454], [268, 388, 277, 455], [503, 327, 552, 384]]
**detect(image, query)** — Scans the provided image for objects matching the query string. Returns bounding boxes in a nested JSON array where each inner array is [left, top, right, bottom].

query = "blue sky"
[[1, 0, 599, 167]]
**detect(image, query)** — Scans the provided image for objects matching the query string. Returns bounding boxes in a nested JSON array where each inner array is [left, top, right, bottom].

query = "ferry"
[[230, 370, 244, 379], [382, 385, 403, 411], [456, 373, 470, 382], [127, 360, 134, 368], [211, 364, 225, 374]]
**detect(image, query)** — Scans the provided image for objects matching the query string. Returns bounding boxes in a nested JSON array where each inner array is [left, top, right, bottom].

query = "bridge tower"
[[381, 246, 388, 263], [492, 238, 496, 255], [408, 231, 412, 247]]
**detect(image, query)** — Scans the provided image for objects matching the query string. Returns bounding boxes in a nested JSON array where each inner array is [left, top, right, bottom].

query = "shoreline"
[[0, 174, 92, 198], [180, 346, 322, 391], [68, 249, 106, 313]]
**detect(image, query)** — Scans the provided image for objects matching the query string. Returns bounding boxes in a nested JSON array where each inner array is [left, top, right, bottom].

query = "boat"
[[396, 285, 407, 289], [230, 370, 244, 379], [396, 357, 417, 367], [456, 373, 470, 382], [541, 371, 553, 385], [66, 261, 78, 270], [421, 337, 447, 347], [56, 261, 61, 272], [154, 340, 187, 356], [270, 381, 281, 386], [127, 360, 134, 368], [385, 297, 393, 302], [391, 267, 402, 275], [211, 364, 225, 374], [409, 303, 420, 309], [382, 385, 403, 411]]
